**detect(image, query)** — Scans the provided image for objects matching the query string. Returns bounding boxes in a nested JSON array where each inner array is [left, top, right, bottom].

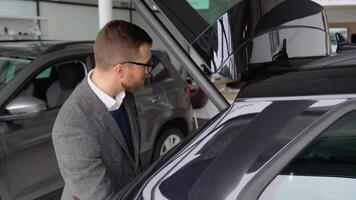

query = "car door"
[[0, 135, 9, 200], [0, 56, 89, 200]]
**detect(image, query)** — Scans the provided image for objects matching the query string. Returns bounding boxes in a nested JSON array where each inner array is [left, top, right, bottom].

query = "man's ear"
[[114, 63, 125, 77]]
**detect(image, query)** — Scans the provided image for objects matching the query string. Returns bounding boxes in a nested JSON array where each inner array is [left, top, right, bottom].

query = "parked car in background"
[[0, 41, 192, 200], [119, 0, 356, 199]]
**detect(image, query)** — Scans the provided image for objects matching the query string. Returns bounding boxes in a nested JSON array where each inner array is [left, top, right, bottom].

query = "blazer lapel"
[[102, 111, 135, 166], [83, 81, 135, 166], [123, 94, 141, 171]]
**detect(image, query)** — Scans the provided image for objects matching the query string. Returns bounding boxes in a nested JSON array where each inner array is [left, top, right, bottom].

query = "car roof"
[[0, 40, 94, 60]]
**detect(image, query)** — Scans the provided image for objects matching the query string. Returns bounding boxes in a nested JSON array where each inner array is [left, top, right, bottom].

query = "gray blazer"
[[52, 80, 141, 200]]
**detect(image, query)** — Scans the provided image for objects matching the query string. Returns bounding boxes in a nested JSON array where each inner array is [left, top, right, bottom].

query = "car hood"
[[152, 0, 328, 80]]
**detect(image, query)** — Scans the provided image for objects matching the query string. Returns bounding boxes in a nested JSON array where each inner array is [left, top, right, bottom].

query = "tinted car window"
[[0, 57, 30, 86], [152, 0, 328, 80], [259, 111, 356, 200], [247, 27, 328, 64], [16, 60, 86, 109]]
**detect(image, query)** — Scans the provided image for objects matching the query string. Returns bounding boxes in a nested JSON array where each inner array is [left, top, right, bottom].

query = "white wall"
[[39, 2, 129, 40], [0, 1, 188, 62], [326, 6, 356, 23], [0, 1, 39, 40], [314, 0, 356, 6], [0, 0, 36, 18], [0, 0, 186, 50]]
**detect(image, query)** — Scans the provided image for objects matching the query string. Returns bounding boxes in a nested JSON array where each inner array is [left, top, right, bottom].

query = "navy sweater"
[[110, 105, 134, 158]]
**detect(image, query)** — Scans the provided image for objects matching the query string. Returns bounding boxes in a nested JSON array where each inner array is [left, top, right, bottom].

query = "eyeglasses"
[[120, 58, 155, 73]]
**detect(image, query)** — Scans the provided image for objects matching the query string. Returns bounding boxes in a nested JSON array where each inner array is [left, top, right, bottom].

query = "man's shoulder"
[[69, 80, 91, 102], [54, 81, 93, 124]]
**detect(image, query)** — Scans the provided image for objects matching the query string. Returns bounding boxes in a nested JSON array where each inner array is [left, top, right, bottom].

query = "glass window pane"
[[329, 28, 348, 53], [0, 57, 30, 84], [248, 28, 328, 64], [35, 67, 52, 79]]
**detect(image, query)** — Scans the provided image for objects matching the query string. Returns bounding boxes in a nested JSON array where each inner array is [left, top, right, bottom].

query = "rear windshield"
[[152, 0, 244, 43], [152, 0, 328, 80]]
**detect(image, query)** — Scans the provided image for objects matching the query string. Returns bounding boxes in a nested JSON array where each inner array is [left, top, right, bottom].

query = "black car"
[[119, 0, 356, 199], [0, 41, 192, 200], [122, 94, 356, 200]]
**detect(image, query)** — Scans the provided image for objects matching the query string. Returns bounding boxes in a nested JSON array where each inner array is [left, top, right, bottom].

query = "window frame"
[[14, 58, 88, 109]]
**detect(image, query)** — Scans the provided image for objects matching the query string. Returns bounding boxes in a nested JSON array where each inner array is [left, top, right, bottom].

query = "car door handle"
[[151, 96, 162, 103]]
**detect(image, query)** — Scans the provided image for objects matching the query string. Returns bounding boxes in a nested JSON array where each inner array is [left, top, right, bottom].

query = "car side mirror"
[[0, 96, 47, 121], [336, 32, 356, 53]]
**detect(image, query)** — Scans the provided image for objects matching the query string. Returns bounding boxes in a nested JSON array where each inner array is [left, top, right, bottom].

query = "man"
[[52, 20, 153, 200]]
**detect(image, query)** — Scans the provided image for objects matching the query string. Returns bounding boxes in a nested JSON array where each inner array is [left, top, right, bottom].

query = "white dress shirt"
[[87, 69, 125, 111]]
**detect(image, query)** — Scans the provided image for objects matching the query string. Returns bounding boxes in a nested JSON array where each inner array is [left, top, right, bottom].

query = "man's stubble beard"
[[122, 79, 144, 92]]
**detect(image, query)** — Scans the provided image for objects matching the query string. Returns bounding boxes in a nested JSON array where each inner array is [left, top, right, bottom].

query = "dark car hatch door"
[[147, 0, 328, 81]]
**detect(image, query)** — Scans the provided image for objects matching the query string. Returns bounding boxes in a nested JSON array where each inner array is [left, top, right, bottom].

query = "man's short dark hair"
[[94, 20, 152, 69]]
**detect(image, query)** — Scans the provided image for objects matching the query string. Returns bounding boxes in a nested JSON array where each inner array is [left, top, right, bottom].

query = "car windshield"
[[0, 57, 30, 90], [152, 0, 328, 80]]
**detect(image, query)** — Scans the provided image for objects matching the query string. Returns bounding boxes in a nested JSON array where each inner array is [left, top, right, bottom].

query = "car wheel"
[[154, 127, 184, 160]]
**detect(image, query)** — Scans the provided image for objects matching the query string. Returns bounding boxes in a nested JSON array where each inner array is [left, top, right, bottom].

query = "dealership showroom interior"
[[2, 0, 356, 199]]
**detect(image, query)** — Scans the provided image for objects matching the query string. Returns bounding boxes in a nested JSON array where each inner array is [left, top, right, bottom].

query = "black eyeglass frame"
[[120, 59, 155, 72]]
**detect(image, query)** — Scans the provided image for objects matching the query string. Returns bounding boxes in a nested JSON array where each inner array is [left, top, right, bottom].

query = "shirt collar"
[[87, 69, 126, 111]]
